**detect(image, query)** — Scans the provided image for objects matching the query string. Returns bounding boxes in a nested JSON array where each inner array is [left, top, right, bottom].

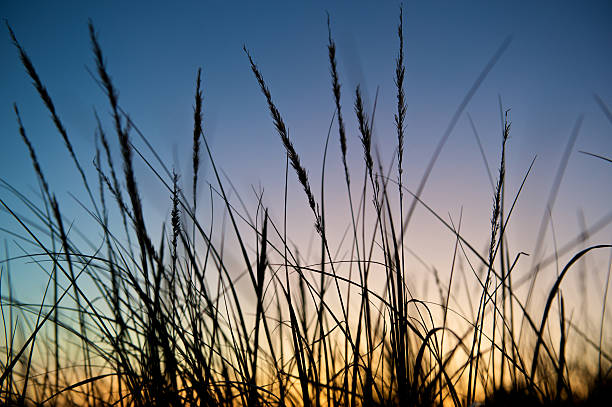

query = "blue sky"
[[1, 1, 612, 307]]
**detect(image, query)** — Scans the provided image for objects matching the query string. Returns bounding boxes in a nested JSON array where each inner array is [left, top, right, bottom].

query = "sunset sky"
[[1, 1, 612, 310]]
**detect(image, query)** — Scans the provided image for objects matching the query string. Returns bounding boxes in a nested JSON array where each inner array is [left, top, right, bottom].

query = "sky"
[[1, 1, 612, 316]]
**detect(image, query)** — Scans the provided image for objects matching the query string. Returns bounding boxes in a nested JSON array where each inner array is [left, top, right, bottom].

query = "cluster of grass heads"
[[1, 9, 612, 406]]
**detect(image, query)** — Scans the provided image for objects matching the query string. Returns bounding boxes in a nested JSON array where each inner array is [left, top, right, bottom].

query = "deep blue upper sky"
[[1, 1, 612, 299]]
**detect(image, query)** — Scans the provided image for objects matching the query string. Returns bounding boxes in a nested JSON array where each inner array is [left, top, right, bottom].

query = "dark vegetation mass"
[[1, 8, 611, 406]]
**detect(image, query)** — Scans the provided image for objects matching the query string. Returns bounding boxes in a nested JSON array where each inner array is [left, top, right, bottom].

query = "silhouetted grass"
[[1, 8, 612, 407]]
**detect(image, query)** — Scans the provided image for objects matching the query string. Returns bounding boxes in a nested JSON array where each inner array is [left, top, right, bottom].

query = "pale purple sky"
[[1, 1, 611, 308]]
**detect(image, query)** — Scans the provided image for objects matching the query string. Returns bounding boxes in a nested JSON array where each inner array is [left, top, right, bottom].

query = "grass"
[[1, 8, 612, 406]]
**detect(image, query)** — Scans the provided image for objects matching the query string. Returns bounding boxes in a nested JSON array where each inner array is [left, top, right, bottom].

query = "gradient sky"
[[1, 1, 612, 310]]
